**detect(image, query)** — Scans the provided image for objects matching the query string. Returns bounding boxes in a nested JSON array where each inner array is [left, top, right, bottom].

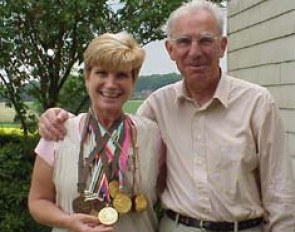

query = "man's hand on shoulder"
[[38, 107, 72, 141]]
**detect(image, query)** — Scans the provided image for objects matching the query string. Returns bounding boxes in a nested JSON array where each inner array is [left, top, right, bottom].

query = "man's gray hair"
[[163, 0, 225, 37]]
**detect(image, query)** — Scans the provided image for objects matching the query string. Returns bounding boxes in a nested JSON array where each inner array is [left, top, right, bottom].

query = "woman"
[[28, 32, 162, 232]]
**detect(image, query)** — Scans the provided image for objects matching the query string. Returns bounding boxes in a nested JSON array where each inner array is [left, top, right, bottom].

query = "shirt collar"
[[176, 72, 230, 108], [212, 72, 230, 108], [175, 80, 191, 104]]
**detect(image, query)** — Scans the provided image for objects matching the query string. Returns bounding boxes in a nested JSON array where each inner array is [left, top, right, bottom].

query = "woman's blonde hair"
[[83, 32, 145, 81]]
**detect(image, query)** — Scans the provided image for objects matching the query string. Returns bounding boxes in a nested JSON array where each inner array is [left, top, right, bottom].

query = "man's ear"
[[165, 39, 176, 61], [219, 36, 227, 58]]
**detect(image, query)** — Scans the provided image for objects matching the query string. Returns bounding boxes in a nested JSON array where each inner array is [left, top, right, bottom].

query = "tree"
[[0, 0, 225, 134], [58, 74, 89, 114], [134, 73, 180, 97]]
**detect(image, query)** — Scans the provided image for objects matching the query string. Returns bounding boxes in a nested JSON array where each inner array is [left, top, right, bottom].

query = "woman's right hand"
[[67, 213, 114, 232], [38, 107, 70, 141]]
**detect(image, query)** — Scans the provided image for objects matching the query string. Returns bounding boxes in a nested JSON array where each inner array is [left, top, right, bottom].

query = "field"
[[0, 102, 37, 127], [123, 99, 143, 114], [0, 102, 16, 123], [0, 100, 144, 127]]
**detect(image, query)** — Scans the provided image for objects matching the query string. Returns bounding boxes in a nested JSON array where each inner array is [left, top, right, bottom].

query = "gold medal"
[[109, 180, 119, 199], [112, 192, 132, 214], [133, 193, 148, 213], [98, 207, 118, 225]]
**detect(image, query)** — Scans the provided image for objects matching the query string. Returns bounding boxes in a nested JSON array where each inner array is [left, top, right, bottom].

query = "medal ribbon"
[[89, 114, 124, 181], [77, 111, 124, 193], [126, 117, 143, 195]]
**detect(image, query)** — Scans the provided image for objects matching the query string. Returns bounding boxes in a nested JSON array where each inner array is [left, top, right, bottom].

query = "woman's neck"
[[93, 110, 123, 130]]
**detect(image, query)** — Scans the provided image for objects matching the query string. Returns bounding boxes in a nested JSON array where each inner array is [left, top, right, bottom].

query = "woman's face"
[[85, 65, 134, 118]]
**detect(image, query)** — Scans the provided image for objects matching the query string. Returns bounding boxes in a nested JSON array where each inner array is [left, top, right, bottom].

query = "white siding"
[[228, 0, 295, 177]]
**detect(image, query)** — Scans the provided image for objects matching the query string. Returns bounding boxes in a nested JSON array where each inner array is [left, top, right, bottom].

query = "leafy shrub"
[[0, 131, 50, 232]]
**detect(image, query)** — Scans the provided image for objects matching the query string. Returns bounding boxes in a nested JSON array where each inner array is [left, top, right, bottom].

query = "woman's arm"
[[28, 156, 71, 227], [28, 156, 113, 232]]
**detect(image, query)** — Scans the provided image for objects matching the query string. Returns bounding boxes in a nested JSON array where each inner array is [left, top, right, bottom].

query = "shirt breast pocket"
[[209, 144, 258, 195]]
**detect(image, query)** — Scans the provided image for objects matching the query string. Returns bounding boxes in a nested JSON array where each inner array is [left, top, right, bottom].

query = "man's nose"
[[188, 40, 203, 57]]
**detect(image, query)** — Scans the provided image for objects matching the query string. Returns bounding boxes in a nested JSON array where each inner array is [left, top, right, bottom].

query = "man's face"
[[165, 10, 227, 87]]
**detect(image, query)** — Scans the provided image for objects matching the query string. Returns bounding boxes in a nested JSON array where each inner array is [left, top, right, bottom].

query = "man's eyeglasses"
[[169, 34, 219, 49]]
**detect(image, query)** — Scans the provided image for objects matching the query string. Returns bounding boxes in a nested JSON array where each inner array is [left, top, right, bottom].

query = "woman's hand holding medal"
[[66, 213, 114, 232]]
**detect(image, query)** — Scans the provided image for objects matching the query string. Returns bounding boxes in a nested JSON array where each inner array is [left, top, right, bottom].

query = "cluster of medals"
[[72, 112, 148, 226]]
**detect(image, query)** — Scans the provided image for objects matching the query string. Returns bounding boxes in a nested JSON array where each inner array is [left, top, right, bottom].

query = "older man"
[[39, 1, 295, 231]]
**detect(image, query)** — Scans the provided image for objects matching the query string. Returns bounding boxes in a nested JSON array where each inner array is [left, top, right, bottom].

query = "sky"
[[141, 40, 179, 75]]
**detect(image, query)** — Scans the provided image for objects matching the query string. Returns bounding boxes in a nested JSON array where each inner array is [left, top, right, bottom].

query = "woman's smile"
[[100, 90, 123, 99]]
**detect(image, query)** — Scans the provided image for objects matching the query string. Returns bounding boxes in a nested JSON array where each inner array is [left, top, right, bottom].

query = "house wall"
[[227, 0, 295, 177]]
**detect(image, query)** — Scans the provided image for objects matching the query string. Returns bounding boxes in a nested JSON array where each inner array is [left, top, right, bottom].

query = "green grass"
[[123, 99, 143, 114]]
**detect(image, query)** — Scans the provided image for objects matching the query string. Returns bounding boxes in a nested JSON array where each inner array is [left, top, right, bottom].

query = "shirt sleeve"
[[34, 138, 57, 167], [137, 99, 167, 196], [136, 97, 157, 122], [155, 129, 167, 197], [256, 92, 295, 231]]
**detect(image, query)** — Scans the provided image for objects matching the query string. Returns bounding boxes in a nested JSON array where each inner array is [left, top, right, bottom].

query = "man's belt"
[[166, 209, 263, 231]]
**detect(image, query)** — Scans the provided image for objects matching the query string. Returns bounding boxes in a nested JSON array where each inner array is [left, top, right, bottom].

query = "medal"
[[98, 207, 118, 225], [72, 195, 92, 214], [109, 180, 119, 199], [72, 195, 105, 214], [133, 193, 148, 213], [112, 192, 132, 214]]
